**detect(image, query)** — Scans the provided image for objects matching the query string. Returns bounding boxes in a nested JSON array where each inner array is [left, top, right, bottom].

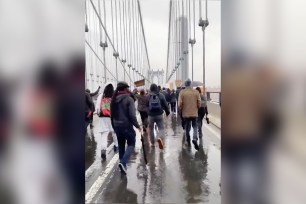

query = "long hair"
[[196, 87, 202, 94], [140, 89, 145, 96], [103, 84, 114, 98]]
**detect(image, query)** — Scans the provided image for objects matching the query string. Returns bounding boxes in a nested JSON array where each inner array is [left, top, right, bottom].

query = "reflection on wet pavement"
[[88, 114, 221, 203]]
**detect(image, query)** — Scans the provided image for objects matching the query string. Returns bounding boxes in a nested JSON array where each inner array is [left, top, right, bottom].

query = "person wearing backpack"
[[146, 83, 170, 149], [110, 81, 142, 175], [95, 83, 118, 160]]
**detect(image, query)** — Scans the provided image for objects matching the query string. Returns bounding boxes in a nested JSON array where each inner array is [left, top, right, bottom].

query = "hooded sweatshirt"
[[111, 92, 140, 129]]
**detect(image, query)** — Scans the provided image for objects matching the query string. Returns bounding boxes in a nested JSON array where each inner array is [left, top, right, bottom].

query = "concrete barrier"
[[207, 101, 221, 128]]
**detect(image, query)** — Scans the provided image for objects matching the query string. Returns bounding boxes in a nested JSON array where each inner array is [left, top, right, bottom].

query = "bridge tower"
[[148, 70, 164, 85]]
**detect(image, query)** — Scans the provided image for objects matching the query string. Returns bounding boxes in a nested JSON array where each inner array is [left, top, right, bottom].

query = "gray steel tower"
[[177, 17, 189, 82]]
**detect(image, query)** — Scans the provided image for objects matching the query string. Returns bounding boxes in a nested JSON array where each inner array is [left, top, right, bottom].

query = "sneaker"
[[119, 163, 127, 175], [113, 145, 118, 152], [157, 138, 164, 150], [192, 140, 199, 150], [101, 149, 106, 160]]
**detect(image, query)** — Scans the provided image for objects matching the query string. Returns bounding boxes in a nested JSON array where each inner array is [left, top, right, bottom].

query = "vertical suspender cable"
[[166, 0, 172, 81], [98, 0, 103, 44], [205, 0, 208, 20], [193, 0, 195, 40], [128, 0, 132, 85], [119, 0, 125, 81], [136, 6, 141, 80], [110, 0, 115, 82], [115, 0, 119, 81], [131, 0, 134, 82], [137, 0, 151, 76], [199, 0, 202, 19], [188, 0, 191, 40], [103, 0, 107, 83]]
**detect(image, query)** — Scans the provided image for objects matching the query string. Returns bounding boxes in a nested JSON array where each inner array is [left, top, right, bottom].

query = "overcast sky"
[[140, 0, 220, 88]]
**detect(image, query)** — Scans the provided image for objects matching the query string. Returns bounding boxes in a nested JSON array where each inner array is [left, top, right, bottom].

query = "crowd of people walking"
[[85, 79, 209, 175]]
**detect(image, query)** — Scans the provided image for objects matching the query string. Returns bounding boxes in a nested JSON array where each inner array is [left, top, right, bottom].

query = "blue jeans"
[[148, 114, 165, 145], [114, 126, 136, 167], [185, 117, 198, 142]]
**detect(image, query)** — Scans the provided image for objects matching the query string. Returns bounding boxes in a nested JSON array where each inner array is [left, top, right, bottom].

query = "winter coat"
[[111, 93, 140, 129], [178, 87, 201, 118], [170, 92, 176, 103], [85, 92, 95, 113], [146, 92, 170, 116], [136, 94, 149, 112]]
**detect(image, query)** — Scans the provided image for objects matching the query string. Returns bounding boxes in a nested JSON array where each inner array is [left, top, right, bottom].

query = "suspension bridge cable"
[[98, 0, 103, 44], [111, 0, 115, 46], [123, 0, 127, 61], [206, 0, 208, 20], [115, 0, 119, 53], [137, 0, 151, 72], [188, 0, 191, 40], [132, 0, 136, 68], [193, 0, 196, 40], [135, 3, 139, 79], [85, 41, 117, 82], [85, 0, 89, 32], [103, 0, 107, 42], [166, 0, 172, 80], [88, 0, 132, 83], [199, 0, 202, 19], [130, 0, 135, 82], [137, 2, 142, 79], [119, 0, 123, 61]]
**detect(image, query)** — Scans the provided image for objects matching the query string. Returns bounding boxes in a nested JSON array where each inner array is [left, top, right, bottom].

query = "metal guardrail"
[[206, 91, 221, 106]]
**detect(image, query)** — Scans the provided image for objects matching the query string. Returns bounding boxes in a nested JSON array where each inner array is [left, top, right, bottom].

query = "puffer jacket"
[[178, 87, 201, 118]]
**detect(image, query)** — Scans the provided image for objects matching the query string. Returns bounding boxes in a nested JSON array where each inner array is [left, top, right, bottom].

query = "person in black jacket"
[[110, 81, 142, 175], [85, 91, 95, 132], [146, 84, 170, 150], [85, 86, 100, 128]]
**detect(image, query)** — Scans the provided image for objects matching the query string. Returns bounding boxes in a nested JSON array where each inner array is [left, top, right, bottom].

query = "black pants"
[[179, 112, 185, 129], [139, 110, 148, 128], [170, 102, 176, 113], [197, 107, 205, 136]]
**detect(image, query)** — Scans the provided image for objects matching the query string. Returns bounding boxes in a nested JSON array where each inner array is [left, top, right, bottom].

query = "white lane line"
[[85, 143, 115, 179], [85, 154, 119, 204], [204, 123, 221, 140]]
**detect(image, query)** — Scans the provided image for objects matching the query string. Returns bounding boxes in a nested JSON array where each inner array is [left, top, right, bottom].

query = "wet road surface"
[[85, 113, 221, 203]]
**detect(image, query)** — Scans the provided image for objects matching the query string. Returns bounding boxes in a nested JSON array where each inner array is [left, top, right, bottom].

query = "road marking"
[[85, 143, 115, 179], [203, 123, 221, 140], [85, 154, 119, 204]]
